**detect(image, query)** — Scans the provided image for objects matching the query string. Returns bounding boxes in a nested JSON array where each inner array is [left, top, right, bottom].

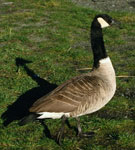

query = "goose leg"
[[40, 120, 52, 139], [76, 117, 82, 137], [76, 117, 95, 137], [56, 115, 67, 145]]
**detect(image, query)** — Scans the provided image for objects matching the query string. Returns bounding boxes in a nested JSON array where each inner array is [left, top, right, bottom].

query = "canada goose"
[[20, 14, 116, 144]]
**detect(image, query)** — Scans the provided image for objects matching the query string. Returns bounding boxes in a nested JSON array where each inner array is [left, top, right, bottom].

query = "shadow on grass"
[[1, 58, 57, 130], [1, 58, 80, 142]]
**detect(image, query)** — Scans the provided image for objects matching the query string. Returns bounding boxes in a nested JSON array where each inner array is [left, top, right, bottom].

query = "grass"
[[0, 0, 135, 149]]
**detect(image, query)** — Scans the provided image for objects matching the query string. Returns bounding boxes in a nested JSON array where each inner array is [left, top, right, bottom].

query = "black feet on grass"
[[55, 116, 95, 145]]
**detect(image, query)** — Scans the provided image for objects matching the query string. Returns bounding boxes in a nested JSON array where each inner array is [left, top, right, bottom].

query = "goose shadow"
[[1, 58, 57, 131], [1, 58, 80, 141]]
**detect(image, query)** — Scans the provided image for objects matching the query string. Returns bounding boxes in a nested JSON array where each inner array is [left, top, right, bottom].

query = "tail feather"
[[19, 113, 40, 126]]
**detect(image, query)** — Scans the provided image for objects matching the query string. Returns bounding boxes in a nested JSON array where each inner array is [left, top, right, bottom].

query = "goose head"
[[92, 14, 115, 28]]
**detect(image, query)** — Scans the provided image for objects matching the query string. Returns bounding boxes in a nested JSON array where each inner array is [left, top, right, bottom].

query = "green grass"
[[0, 0, 135, 149]]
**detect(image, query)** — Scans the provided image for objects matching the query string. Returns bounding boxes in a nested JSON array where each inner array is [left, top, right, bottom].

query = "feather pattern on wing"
[[30, 75, 104, 115]]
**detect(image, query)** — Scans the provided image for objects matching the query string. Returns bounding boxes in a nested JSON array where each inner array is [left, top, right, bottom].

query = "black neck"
[[91, 24, 107, 68]]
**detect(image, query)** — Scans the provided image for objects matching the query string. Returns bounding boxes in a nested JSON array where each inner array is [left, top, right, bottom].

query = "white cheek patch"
[[97, 17, 110, 28]]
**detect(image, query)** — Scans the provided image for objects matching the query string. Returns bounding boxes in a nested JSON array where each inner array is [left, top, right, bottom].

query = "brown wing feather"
[[29, 74, 102, 113]]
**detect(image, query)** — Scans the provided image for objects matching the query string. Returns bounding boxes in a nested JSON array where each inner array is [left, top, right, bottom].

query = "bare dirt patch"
[[71, 0, 135, 12]]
